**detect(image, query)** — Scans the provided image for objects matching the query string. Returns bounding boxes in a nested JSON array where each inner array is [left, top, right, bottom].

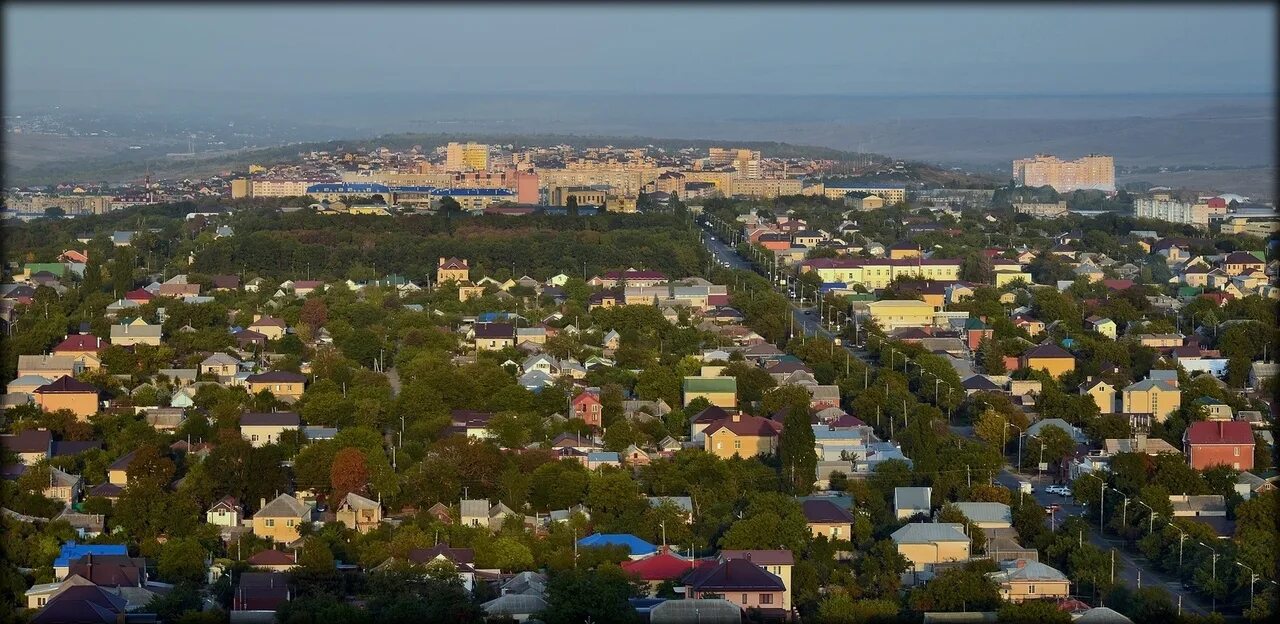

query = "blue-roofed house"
[[577, 533, 658, 559], [53, 542, 128, 577], [586, 452, 621, 470]]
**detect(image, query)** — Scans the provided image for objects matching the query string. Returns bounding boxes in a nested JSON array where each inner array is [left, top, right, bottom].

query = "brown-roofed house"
[[33, 376, 100, 420]]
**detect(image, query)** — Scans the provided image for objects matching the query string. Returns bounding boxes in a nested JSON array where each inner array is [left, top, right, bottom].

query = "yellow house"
[[336, 492, 383, 534], [1020, 344, 1076, 378], [51, 335, 107, 371], [1121, 379, 1181, 422], [683, 376, 737, 408], [33, 376, 101, 420], [1079, 378, 1116, 414], [239, 412, 301, 447], [458, 284, 486, 302], [437, 257, 470, 284], [245, 371, 306, 401], [1136, 334, 1184, 348], [17, 354, 80, 379], [107, 450, 136, 487], [891, 523, 971, 571], [847, 195, 885, 211], [252, 494, 312, 544], [801, 499, 855, 541], [866, 300, 935, 331], [247, 316, 288, 341], [703, 414, 780, 458], [995, 272, 1034, 287], [988, 559, 1071, 603], [109, 321, 162, 347]]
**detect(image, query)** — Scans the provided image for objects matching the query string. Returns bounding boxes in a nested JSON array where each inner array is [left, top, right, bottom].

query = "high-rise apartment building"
[[1133, 193, 1224, 228], [1012, 154, 1115, 192], [445, 142, 490, 172], [709, 147, 761, 166]]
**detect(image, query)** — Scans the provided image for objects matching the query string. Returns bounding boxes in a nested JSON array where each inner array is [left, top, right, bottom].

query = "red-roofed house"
[[1184, 421, 1255, 470], [124, 288, 154, 302], [621, 546, 692, 592], [51, 334, 108, 370]]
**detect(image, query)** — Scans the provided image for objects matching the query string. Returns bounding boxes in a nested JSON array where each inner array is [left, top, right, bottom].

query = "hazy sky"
[[5, 3, 1276, 96]]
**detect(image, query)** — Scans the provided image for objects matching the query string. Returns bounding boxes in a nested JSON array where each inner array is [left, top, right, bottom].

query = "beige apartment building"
[[230, 178, 323, 199], [1012, 154, 1115, 192], [445, 142, 489, 172], [1013, 201, 1069, 218], [729, 178, 804, 199], [799, 258, 961, 290], [536, 167, 663, 197]]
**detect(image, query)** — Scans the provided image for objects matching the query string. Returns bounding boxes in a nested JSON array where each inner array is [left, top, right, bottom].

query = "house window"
[[37, 597, 46, 606], [741, 594, 748, 604], [1028, 584, 1035, 594], [251, 435, 259, 442], [286, 520, 294, 527], [734, 440, 742, 450], [760, 594, 773, 605], [266, 519, 275, 527], [1234, 447, 1240, 457]]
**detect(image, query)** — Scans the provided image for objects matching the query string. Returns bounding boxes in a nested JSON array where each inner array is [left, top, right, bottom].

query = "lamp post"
[[1197, 541, 1219, 613], [1236, 561, 1258, 612], [1136, 500, 1156, 535], [1080, 472, 1106, 531], [1109, 487, 1129, 533], [1005, 421, 1024, 472], [1169, 523, 1187, 569]]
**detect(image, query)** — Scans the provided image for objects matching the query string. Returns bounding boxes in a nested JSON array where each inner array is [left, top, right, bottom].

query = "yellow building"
[[866, 300, 936, 331], [1012, 154, 1115, 192], [988, 559, 1072, 603], [1121, 379, 1181, 422], [1079, 378, 1116, 414], [551, 186, 607, 207], [995, 271, 1034, 287], [33, 376, 100, 420], [445, 142, 489, 172], [229, 178, 316, 199], [846, 194, 885, 211], [682, 376, 737, 408], [244, 371, 306, 401], [1020, 344, 1076, 378], [1220, 216, 1280, 237], [702, 414, 781, 459], [109, 321, 162, 347], [821, 184, 907, 204], [888, 245, 922, 260], [437, 257, 470, 284], [252, 494, 311, 544], [799, 258, 961, 290], [239, 411, 301, 447], [891, 523, 971, 572], [336, 492, 382, 534]]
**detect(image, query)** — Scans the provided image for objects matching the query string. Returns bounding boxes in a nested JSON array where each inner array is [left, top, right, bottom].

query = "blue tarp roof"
[[54, 542, 128, 568], [577, 533, 657, 556]]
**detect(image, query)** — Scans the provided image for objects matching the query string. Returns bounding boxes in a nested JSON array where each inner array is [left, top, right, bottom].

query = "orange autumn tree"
[[330, 447, 370, 503]]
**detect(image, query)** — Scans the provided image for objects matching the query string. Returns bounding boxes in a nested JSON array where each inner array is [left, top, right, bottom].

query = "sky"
[[4, 3, 1276, 97]]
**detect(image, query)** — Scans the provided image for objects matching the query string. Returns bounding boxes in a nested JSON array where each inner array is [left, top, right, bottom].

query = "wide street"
[[699, 220, 1212, 617]]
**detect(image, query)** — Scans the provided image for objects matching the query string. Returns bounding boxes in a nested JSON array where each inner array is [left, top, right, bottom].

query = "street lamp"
[[1004, 421, 1024, 472], [1197, 541, 1219, 613], [1109, 487, 1129, 529], [1236, 561, 1258, 612], [1136, 500, 1156, 536], [1079, 472, 1106, 531], [1169, 523, 1188, 569]]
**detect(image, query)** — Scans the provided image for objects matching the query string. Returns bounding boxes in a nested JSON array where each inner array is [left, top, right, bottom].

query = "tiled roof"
[[1185, 421, 1254, 445], [702, 415, 781, 438], [35, 376, 99, 394], [683, 557, 785, 592], [801, 499, 855, 523], [240, 412, 300, 427]]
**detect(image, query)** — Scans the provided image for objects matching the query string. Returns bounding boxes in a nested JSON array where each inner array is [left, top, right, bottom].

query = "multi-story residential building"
[[865, 300, 936, 331], [1012, 154, 1115, 192], [798, 258, 962, 289], [1013, 201, 1069, 218], [1133, 193, 1225, 228], [445, 142, 489, 172], [819, 183, 907, 204], [703, 414, 780, 458], [891, 523, 971, 572], [230, 178, 328, 199], [1121, 378, 1181, 422]]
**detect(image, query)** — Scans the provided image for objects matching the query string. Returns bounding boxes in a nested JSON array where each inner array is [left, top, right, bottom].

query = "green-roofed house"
[[964, 316, 993, 350], [23, 263, 67, 279], [1176, 286, 1203, 299], [683, 376, 737, 408]]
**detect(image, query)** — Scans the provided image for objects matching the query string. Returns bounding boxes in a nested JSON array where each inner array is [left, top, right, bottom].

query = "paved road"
[[708, 220, 1214, 616], [385, 366, 401, 397]]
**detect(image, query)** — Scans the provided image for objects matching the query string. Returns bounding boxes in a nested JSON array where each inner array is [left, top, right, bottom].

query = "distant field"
[[1116, 167, 1275, 202], [3, 132, 135, 170]]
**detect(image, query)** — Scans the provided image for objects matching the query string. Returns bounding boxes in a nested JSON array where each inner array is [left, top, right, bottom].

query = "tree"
[[908, 560, 1000, 612], [330, 447, 370, 501], [538, 565, 640, 624], [565, 195, 580, 218], [300, 298, 328, 332], [777, 396, 817, 495], [44, 206, 67, 218], [719, 493, 810, 553], [817, 590, 899, 623], [997, 600, 1071, 623], [157, 538, 208, 585]]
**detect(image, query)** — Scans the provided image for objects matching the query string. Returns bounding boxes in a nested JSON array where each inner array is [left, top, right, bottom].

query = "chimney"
[[439, 257, 446, 266], [732, 414, 741, 423], [260, 497, 267, 510], [1135, 433, 1147, 451], [1016, 559, 1027, 568], [744, 552, 752, 562]]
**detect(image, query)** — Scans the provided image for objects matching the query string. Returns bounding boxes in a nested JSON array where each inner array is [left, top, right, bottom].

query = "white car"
[[1045, 485, 1064, 495]]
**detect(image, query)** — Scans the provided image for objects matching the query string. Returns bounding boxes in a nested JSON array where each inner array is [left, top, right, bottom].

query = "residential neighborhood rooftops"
[[1185, 421, 1254, 445], [240, 412, 301, 427], [891, 523, 969, 544]]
